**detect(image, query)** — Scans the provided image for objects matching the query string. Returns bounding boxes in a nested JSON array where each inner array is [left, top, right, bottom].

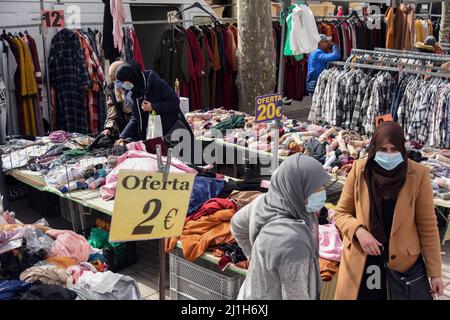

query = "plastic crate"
[[169, 249, 244, 300], [81, 227, 137, 273]]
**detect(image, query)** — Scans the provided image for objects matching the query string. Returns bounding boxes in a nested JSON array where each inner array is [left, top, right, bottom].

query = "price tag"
[[375, 114, 393, 127], [255, 93, 283, 123], [109, 171, 196, 242], [41, 10, 65, 29]]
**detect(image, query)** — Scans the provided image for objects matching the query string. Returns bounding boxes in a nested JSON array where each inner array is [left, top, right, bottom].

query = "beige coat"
[[334, 159, 442, 300]]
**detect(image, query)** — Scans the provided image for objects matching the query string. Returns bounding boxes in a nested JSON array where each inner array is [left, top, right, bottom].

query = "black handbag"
[[382, 248, 433, 300]]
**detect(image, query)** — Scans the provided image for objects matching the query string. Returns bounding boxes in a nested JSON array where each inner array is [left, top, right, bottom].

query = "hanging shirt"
[[290, 4, 321, 55]]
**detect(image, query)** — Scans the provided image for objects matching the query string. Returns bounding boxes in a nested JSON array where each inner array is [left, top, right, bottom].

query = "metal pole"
[[272, 0, 290, 175], [277, 0, 290, 93], [40, 0, 52, 131], [159, 239, 166, 300]]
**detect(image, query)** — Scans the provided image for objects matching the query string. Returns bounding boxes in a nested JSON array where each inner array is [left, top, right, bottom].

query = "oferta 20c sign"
[[255, 93, 283, 123]]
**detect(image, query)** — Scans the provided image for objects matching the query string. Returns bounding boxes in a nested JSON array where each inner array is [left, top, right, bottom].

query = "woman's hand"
[[102, 129, 111, 136], [115, 138, 126, 146], [141, 100, 153, 112], [355, 226, 382, 256], [430, 277, 445, 297]]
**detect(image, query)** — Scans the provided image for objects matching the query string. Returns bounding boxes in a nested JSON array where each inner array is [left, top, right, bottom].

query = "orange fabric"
[[235, 260, 249, 270], [165, 209, 236, 262], [385, 7, 395, 49], [212, 248, 225, 257], [46, 257, 77, 269], [319, 258, 339, 282]]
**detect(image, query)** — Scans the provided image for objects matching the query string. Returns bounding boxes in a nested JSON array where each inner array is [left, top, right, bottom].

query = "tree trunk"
[[236, 0, 276, 114], [440, 2, 450, 43]]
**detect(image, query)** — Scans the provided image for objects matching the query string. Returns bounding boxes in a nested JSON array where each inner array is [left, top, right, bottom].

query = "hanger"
[[176, 2, 219, 25]]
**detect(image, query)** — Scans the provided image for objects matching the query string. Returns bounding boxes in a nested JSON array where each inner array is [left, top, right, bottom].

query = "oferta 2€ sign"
[[255, 93, 283, 123], [109, 170, 195, 242]]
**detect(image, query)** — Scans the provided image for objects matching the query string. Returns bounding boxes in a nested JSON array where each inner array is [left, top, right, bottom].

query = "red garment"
[[75, 31, 105, 134], [186, 198, 238, 223], [131, 31, 145, 70], [185, 29, 204, 109], [221, 29, 234, 109]]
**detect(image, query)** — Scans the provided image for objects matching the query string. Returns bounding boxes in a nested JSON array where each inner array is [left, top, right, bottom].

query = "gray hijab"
[[251, 154, 331, 244]]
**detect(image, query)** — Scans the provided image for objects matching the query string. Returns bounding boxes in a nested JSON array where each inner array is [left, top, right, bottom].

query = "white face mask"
[[306, 190, 326, 213], [122, 81, 134, 91]]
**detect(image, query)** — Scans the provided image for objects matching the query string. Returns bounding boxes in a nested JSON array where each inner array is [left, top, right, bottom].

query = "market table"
[[7, 168, 248, 276]]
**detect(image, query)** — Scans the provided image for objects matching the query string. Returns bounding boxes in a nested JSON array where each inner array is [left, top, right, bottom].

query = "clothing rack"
[[374, 47, 450, 59], [329, 60, 450, 78], [415, 14, 442, 18], [350, 56, 450, 73], [314, 14, 385, 19], [352, 48, 450, 62], [0, 23, 42, 30]]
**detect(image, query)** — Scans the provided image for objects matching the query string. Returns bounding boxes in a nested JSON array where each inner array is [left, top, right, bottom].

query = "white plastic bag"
[[146, 111, 163, 140]]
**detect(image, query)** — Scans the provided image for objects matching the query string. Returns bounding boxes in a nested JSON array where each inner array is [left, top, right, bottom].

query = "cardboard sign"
[[41, 10, 65, 29], [255, 93, 283, 123], [376, 114, 393, 127], [109, 171, 195, 242]]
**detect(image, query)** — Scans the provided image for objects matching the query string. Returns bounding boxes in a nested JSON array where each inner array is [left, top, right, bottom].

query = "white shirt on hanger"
[[289, 4, 321, 55]]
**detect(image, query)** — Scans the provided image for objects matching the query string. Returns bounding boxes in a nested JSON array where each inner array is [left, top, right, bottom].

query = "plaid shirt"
[[406, 80, 428, 141], [360, 77, 376, 135], [350, 72, 371, 132], [427, 82, 448, 147], [342, 69, 362, 129], [397, 77, 419, 135], [76, 31, 106, 135], [329, 70, 347, 126], [309, 68, 332, 123], [440, 85, 450, 148], [322, 68, 342, 125], [49, 29, 90, 133]]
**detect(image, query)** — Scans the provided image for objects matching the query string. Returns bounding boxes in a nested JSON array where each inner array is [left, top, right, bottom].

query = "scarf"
[[364, 121, 408, 243]]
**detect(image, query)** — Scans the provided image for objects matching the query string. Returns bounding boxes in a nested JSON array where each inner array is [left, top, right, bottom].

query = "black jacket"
[[120, 70, 190, 141]]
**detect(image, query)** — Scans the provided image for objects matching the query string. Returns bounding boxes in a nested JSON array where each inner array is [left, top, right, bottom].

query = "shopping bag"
[[146, 111, 163, 140]]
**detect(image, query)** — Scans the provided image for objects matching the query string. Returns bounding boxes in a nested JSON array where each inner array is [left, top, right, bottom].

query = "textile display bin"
[[81, 227, 137, 273], [169, 248, 245, 300]]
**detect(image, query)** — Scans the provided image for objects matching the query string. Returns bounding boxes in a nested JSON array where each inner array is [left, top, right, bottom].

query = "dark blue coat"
[[120, 70, 182, 140]]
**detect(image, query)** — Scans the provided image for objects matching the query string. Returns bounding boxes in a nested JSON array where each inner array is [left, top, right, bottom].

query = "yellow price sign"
[[255, 93, 283, 123], [109, 170, 196, 242]]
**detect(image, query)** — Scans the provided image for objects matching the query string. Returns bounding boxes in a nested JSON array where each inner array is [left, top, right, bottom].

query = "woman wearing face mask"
[[230, 154, 330, 300], [114, 63, 193, 150], [101, 61, 132, 137], [334, 122, 443, 300]]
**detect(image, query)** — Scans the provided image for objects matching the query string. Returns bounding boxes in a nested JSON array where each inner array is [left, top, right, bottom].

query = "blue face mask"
[[374, 151, 404, 171], [122, 81, 134, 91], [306, 190, 327, 213]]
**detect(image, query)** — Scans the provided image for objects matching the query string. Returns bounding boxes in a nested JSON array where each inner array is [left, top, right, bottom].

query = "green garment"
[[63, 149, 88, 159], [212, 115, 245, 133], [283, 7, 304, 61]]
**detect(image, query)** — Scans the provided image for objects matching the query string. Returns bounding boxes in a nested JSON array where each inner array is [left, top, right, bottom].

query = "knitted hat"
[[424, 36, 437, 47]]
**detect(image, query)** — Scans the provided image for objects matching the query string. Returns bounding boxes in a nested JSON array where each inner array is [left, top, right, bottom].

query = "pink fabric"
[[46, 229, 93, 264], [100, 150, 198, 200], [110, 0, 126, 51], [49, 130, 70, 143], [67, 263, 97, 284], [319, 224, 343, 262], [126, 141, 146, 151]]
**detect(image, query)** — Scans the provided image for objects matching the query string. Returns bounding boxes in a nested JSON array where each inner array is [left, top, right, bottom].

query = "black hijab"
[[364, 121, 408, 243], [115, 62, 144, 98]]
